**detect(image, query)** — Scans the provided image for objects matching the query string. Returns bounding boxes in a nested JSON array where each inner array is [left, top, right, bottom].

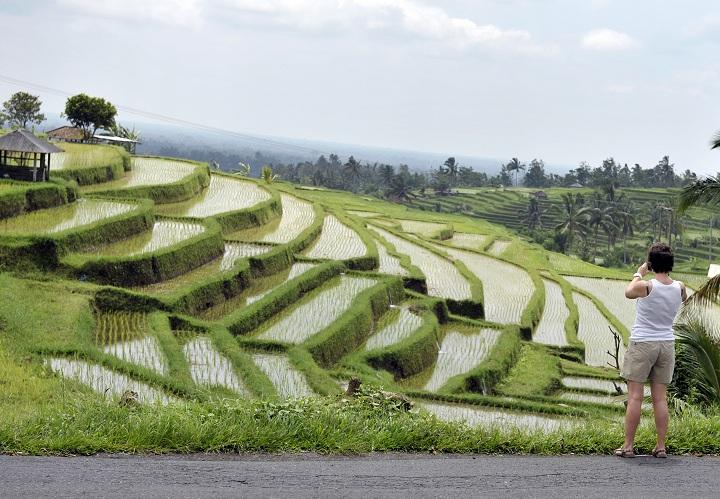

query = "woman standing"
[[616, 242, 687, 458]]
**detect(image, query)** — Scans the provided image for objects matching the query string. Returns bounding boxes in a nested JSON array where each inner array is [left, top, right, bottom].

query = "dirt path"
[[2, 453, 718, 498]]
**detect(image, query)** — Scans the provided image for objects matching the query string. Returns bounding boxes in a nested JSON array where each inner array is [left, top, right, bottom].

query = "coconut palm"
[[524, 197, 544, 230], [505, 158, 526, 187], [676, 132, 720, 306], [580, 204, 618, 258], [616, 207, 637, 264], [387, 174, 414, 202], [442, 157, 459, 186], [553, 193, 587, 254]]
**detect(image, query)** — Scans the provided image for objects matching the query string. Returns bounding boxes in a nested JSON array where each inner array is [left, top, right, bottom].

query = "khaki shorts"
[[621, 340, 675, 384]]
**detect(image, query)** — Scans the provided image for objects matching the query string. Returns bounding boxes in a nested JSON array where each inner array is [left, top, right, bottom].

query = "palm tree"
[[677, 132, 720, 306], [343, 156, 362, 188], [554, 193, 587, 254], [617, 207, 636, 264], [580, 204, 618, 258], [524, 197, 544, 230], [387, 174, 414, 202], [505, 158, 526, 187], [442, 157, 459, 186]]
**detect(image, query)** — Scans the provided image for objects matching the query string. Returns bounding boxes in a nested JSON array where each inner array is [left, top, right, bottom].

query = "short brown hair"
[[647, 242, 674, 273]]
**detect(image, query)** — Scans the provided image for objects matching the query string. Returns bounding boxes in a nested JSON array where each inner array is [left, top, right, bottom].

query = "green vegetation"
[[1, 147, 718, 456]]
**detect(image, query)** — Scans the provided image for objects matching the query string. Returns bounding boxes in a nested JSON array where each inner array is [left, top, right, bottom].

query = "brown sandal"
[[652, 448, 667, 458], [615, 447, 636, 458]]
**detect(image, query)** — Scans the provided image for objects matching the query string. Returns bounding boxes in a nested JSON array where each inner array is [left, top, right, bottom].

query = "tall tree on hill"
[[442, 157, 459, 185], [343, 156, 362, 188], [524, 159, 547, 188], [505, 158, 526, 187], [581, 204, 618, 258], [617, 207, 637, 264], [380, 164, 395, 185], [524, 197, 544, 230], [64, 94, 117, 140], [1, 91, 45, 129], [554, 193, 587, 254]]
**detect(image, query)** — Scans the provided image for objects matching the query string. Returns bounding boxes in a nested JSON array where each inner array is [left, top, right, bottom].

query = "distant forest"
[[147, 139, 700, 199], [268, 154, 700, 200]]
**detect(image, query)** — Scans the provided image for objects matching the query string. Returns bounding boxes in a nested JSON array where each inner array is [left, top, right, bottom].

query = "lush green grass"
[[1, 387, 719, 455]]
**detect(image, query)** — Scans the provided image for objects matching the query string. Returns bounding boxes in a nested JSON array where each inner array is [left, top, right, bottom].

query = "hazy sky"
[[2, 0, 719, 173]]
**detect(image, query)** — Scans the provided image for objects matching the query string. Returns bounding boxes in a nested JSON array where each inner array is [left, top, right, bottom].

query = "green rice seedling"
[[559, 392, 619, 405], [371, 226, 472, 301], [398, 219, 449, 238], [245, 262, 317, 304], [95, 312, 167, 375], [0, 199, 135, 235], [258, 275, 378, 344], [438, 245, 534, 324], [347, 210, 380, 218], [260, 194, 315, 244], [182, 336, 250, 396], [365, 306, 424, 350], [562, 376, 649, 396], [47, 357, 175, 404], [419, 401, 572, 431], [83, 157, 195, 191], [303, 214, 367, 260], [164, 175, 271, 217], [198, 263, 318, 320], [51, 146, 121, 171], [90, 220, 205, 257], [487, 240, 511, 256], [134, 243, 270, 295], [251, 353, 314, 399], [376, 240, 408, 276], [424, 328, 501, 392], [565, 276, 635, 332], [573, 292, 626, 367], [446, 232, 489, 251], [534, 279, 570, 346]]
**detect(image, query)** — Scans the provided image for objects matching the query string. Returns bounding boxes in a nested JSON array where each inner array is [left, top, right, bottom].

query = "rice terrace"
[[2, 132, 720, 463]]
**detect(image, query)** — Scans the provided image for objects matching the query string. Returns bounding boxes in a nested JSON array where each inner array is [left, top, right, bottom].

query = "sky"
[[1, 0, 719, 173]]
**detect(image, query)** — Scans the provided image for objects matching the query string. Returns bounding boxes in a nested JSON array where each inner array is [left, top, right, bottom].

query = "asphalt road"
[[1, 453, 718, 498]]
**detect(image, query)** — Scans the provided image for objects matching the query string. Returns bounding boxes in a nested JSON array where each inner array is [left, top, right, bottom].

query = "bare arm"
[[625, 262, 650, 299], [680, 282, 688, 303]]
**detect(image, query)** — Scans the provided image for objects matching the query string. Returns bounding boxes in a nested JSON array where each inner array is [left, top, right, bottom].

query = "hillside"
[[1, 144, 719, 454], [407, 186, 717, 273]]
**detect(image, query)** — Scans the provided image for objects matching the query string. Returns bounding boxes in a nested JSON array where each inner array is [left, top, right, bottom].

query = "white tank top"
[[631, 279, 682, 342]]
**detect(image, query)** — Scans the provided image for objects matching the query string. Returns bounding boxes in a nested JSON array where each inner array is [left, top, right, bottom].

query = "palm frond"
[[711, 130, 720, 150], [686, 274, 720, 308], [677, 174, 720, 213], [674, 319, 720, 404]]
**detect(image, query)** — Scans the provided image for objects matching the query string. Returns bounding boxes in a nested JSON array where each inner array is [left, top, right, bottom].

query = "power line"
[[0, 73, 328, 156]]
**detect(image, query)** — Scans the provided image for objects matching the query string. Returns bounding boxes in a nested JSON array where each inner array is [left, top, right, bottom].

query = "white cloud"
[[58, 0, 204, 27], [58, 0, 550, 54], [581, 29, 638, 51]]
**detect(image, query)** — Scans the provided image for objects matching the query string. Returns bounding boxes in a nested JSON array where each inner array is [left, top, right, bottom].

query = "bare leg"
[[651, 382, 669, 451], [623, 381, 645, 451]]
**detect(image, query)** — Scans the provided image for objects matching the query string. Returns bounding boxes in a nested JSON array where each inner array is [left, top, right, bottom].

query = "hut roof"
[[93, 134, 140, 144], [47, 126, 84, 141], [0, 129, 63, 154]]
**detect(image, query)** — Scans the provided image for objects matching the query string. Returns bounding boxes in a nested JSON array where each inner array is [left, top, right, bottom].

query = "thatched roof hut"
[[0, 129, 64, 182]]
